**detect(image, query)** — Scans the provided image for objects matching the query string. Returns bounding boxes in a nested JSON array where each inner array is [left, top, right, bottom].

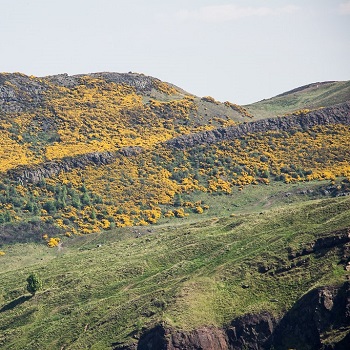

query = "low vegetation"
[[0, 193, 349, 349], [246, 80, 350, 119], [0, 122, 349, 236]]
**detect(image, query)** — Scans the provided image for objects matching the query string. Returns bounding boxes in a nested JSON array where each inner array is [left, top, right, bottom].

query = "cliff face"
[[166, 102, 350, 150], [0, 73, 47, 112], [7, 151, 117, 184], [118, 225, 350, 350], [7, 146, 145, 185], [270, 282, 350, 350], [118, 282, 350, 350]]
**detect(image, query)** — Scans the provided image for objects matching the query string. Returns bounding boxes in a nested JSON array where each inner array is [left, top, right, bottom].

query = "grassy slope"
[[245, 80, 350, 119], [1, 183, 349, 350]]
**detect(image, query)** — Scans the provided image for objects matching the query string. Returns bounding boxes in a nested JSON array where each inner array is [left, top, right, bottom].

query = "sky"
[[1, 0, 349, 104]]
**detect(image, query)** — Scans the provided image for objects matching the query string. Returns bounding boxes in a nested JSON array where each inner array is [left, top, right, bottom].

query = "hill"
[[0, 72, 253, 172], [245, 80, 350, 119], [0, 73, 349, 236], [0, 72, 350, 349]]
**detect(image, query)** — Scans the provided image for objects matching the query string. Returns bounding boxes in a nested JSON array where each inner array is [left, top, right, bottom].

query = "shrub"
[[47, 237, 60, 248], [194, 206, 204, 214], [26, 273, 42, 295]]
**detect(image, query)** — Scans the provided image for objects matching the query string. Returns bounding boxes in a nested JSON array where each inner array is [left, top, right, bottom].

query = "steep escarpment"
[[7, 151, 117, 184], [270, 282, 350, 350], [6, 146, 144, 185], [116, 227, 350, 350], [166, 102, 350, 149]]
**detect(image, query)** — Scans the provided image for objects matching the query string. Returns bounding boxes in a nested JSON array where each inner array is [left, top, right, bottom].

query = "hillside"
[[0, 72, 350, 349], [0, 72, 251, 172], [1, 193, 349, 349], [245, 80, 350, 119], [0, 73, 349, 237]]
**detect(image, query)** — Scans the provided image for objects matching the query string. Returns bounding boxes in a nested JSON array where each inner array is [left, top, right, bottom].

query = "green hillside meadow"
[[1, 183, 349, 349]]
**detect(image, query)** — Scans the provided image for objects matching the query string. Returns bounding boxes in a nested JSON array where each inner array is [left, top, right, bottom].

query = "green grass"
[[1, 188, 349, 349], [245, 80, 350, 119], [158, 179, 336, 225]]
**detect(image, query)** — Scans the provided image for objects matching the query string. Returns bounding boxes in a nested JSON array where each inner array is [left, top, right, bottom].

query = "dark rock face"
[[7, 147, 146, 185], [118, 282, 350, 350], [270, 282, 350, 350], [287, 228, 350, 260], [0, 73, 47, 112], [136, 325, 229, 350], [137, 325, 168, 350], [167, 327, 228, 350], [227, 312, 276, 350], [166, 102, 350, 150], [119, 146, 144, 157], [8, 151, 117, 184]]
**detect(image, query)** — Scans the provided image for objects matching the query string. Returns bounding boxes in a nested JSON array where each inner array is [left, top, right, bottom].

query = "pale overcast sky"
[[1, 0, 349, 104]]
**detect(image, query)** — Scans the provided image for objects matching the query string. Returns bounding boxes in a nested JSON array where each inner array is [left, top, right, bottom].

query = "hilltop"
[[0, 72, 350, 349]]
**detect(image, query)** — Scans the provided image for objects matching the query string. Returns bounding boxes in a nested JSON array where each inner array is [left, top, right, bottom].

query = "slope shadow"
[[0, 295, 32, 312]]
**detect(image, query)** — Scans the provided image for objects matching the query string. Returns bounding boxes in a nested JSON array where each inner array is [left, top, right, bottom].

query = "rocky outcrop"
[[169, 327, 228, 350], [226, 312, 277, 350], [6, 146, 147, 184], [134, 313, 276, 350], [116, 282, 350, 350], [119, 146, 144, 157], [87, 72, 159, 92], [7, 151, 117, 184], [257, 228, 350, 276], [287, 228, 350, 260], [135, 325, 228, 350], [46, 72, 161, 92], [166, 102, 350, 149], [270, 282, 350, 350], [131, 326, 229, 350], [0, 73, 47, 112]]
